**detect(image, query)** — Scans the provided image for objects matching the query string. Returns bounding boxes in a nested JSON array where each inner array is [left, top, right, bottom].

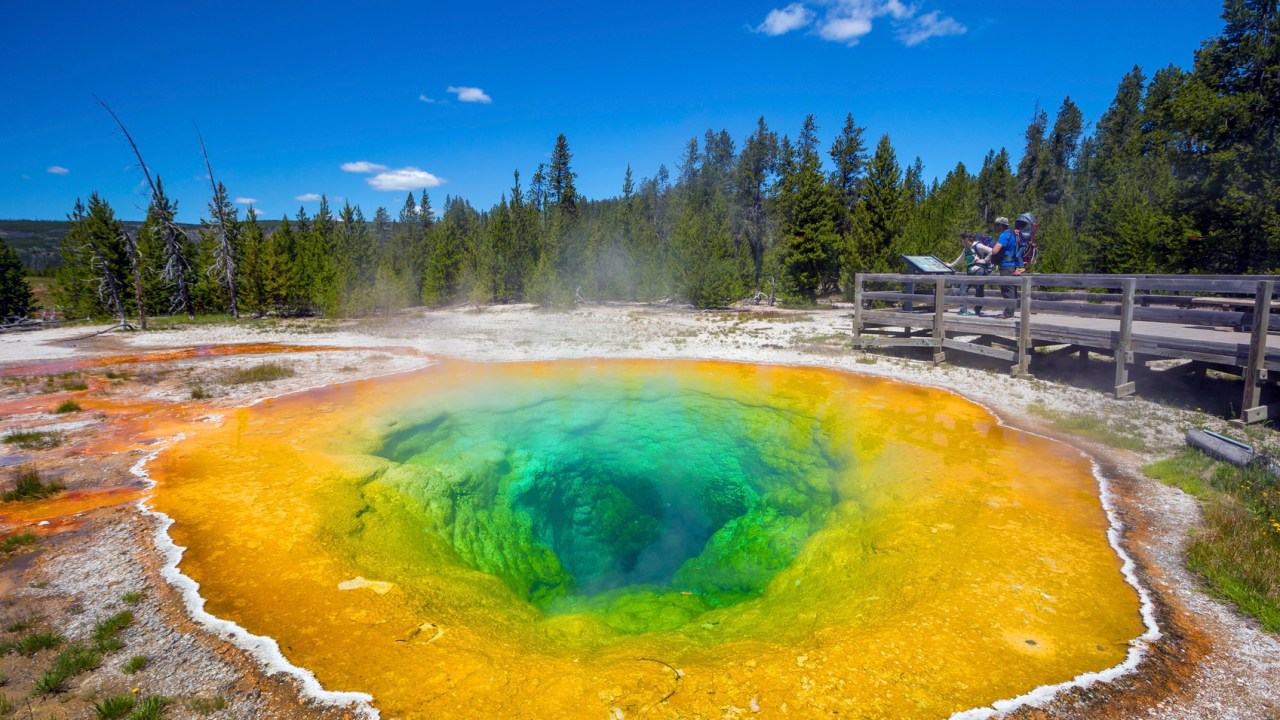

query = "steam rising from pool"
[[149, 359, 1148, 719]]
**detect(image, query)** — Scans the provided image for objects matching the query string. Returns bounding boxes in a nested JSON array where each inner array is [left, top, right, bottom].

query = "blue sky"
[[1, 1, 1223, 222]]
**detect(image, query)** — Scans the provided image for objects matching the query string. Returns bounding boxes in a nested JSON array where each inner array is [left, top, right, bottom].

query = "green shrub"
[[2, 430, 64, 450], [219, 362, 295, 385], [126, 695, 171, 720], [94, 694, 135, 719], [187, 696, 226, 714], [0, 533, 37, 554], [122, 655, 147, 674], [2, 467, 63, 502], [14, 631, 62, 656], [54, 400, 81, 414]]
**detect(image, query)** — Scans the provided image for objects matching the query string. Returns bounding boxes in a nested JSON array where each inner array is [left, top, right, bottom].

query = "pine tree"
[[1173, 0, 1280, 272], [1016, 103, 1049, 199], [849, 134, 907, 280], [778, 115, 840, 300], [734, 117, 779, 286], [828, 113, 869, 226], [1037, 98, 1084, 209], [151, 177, 195, 318], [54, 199, 96, 318], [548, 134, 579, 214], [975, 148, 1017, 225], [0, 239, 33, 320]]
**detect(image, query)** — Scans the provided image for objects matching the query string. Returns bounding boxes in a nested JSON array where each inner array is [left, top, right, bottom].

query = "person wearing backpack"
[[1014, 212, 1037, 268], [989, 217, 1020, 318], [945, 233, 991, 315]]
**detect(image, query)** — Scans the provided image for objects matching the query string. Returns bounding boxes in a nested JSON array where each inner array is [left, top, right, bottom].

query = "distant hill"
[[0, 219, 260, 275], [0, 220, 73, 274]]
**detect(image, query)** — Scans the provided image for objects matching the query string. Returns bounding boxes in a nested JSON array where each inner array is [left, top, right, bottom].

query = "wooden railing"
[[851, 273, 1278, 424]]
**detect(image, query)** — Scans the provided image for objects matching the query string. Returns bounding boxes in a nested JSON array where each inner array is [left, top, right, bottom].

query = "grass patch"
[[126, 695, 171, 720], [187, 696, 226, 714], [0, 693, 15, 716], [2, 467, 63, 502], [190, 386, 210, 400], [219, 362, 295, 385], [31, 643, 101, 695], [1025, 402, 1146, 451], [53, 399, 81, 414], [145, 314, 235, 331], [122, 655, 147, 674], [91, 610, 133, 652], [104, 370, 129, 380], [1143, 447, 1217, 497], [4, 616, 38, 633], [30, 609, 134, 696], [120, 590, 144, 605], [13, 631, 62, 656], [94, 694, 135, 719], [0, 533, 37, 554], [61, 381, 88, 391], [1143, 447, 1280, 632], [2, 430, 64, 450]]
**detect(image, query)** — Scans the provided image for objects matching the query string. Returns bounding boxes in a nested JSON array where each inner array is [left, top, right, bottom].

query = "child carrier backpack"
[[1015, 212, 1038, 266]]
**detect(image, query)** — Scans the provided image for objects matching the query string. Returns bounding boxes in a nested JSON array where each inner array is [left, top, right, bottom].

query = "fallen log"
[[1186, 428, 1280, 476]]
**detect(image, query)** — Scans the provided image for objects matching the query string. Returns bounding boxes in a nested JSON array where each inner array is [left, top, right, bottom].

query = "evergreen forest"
[[11, 0, 1277, 322]]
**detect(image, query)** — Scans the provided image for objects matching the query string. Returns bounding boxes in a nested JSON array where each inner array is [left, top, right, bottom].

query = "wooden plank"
[[943, 338, 1016, 361], [855, 337, 939, 348], [1031, 300, 1122, 317], [1115, 278, 1135, 398], [1242, 402, 1280, 425], [1241, 279, 1273, 422]]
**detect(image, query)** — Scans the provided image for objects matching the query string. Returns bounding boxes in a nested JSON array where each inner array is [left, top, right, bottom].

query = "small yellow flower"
[[132, 687, 140, 694]]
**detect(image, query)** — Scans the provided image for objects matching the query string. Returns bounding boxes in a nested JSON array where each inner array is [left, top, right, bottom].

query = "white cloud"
[[755, 1, 965, 47], [295, 193, 322, 202], [234, 197, 258, 205], [367, 167, 445, 191], [47, 165, 69, 175], [818, 15, 873, 42], [340, 161, 389, 173], [898, 9, 966, 46], [446, 86, 492, 104], [419, 94, 440, 104], [755, 3, 814, 35]]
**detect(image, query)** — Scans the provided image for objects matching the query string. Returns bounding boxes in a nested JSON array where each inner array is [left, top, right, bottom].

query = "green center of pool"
[[365, 375, 845, 632]]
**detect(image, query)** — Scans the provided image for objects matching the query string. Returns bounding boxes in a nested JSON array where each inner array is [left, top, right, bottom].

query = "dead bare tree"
[[87, 239, 129, 329], [197, 127, 239, 319], [95, 95, 194, 319]]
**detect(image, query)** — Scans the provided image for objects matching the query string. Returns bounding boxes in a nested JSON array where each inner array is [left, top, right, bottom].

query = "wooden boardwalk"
[[852, 273, 1280, 424]]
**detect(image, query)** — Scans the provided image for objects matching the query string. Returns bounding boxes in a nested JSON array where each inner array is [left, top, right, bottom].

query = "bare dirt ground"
[[1, 303, 1277, 719]]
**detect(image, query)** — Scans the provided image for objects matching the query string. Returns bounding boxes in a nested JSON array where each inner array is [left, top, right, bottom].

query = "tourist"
[[946, 233, 991, 316], [989, 217, 1020, 318]]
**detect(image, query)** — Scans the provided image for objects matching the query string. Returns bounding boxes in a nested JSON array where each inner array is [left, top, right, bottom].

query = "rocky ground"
[[0, 303, 1277, 719]]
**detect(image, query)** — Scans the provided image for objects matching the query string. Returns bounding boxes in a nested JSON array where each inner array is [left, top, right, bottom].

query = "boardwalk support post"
[[852, 273, 864, 349], [1013, 275, 1033, 378], [1115, 278, 1136, 398], [1239, 279, 1273, 424], [932, 276, 946, 365]]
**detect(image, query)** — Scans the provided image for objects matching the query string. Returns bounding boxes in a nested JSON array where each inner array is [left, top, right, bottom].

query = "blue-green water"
[[368, 370, 850, 631]]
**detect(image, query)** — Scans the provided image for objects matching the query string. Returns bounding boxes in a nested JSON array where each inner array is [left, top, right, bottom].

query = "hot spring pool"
[[149, 359, 1147, 719]]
